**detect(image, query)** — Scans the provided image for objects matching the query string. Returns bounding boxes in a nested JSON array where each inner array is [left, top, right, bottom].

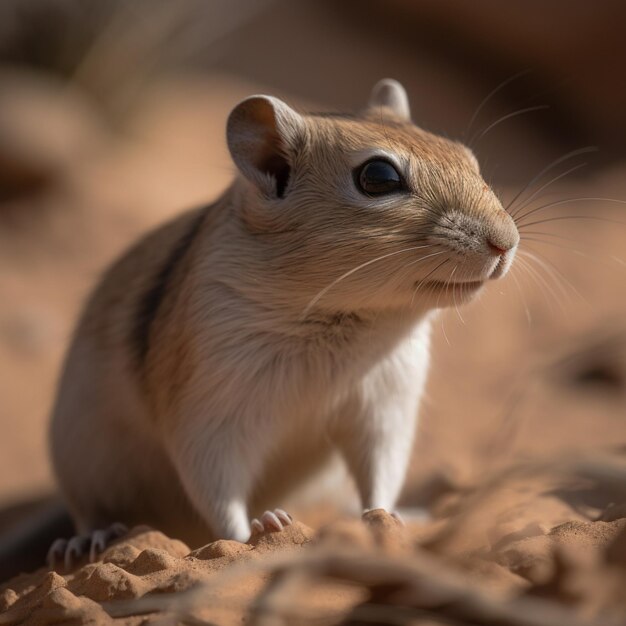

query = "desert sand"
[[2, 497, 626, 624]]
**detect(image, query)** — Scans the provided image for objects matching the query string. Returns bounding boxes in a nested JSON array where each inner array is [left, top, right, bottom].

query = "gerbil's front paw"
[[47, 522, 128, 571], [249, 509, 293, 540]]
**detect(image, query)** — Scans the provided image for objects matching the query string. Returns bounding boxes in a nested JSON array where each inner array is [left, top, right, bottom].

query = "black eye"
[[356, 159, 403, 196]]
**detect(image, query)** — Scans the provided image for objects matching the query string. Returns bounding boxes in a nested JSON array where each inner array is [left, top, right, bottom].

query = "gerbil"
[[48, 79, 519, 566]]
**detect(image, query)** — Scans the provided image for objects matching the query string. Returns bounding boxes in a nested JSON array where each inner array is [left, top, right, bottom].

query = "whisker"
[[469, 104, 549, 147], [505, 146, 597, 214], [460, 274, 475, 311], [521, 231, 625, 265], [445, 265, 460, 322], [521, 236, 591, 259], [256, 224, 435, 244], [438, 265, 462, 345], [464, 69, 532, 141], [518, 250, 579, 314], [510, 161, 589, 219], [300, 246, 437, 318], [411, 259, 450, 307], [514, 253, 562, 313], [516, 196, 626, 227], [403, 250, 446, 269], [521, 237, 626, 297], [455, 271, 467, 326], [436, 272, 452, 344], [508, 265, 532, 325], [407, 253, 450, 308], [440, 300, 451, 345], [519, 213, 626, 231], [520, 234, 622, 266], [452, 266, 468, 326], [365, 254, 419, 313], [399, 247, 442, 269], [519, 249, 586, 306]]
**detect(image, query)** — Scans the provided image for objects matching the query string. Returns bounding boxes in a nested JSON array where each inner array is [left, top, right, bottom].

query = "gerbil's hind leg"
[[47, 522, 128, 571]]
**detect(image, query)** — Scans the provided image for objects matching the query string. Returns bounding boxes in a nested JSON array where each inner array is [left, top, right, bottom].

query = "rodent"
[[48, 79, 519, 561]]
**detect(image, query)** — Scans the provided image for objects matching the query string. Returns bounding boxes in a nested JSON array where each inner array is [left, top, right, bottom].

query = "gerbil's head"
[[226, 79, 519, 315]]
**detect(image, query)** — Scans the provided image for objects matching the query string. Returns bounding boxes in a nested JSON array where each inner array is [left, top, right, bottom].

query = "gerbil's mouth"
[[418, 279, 485, 293], [489, 247, 516, 280]]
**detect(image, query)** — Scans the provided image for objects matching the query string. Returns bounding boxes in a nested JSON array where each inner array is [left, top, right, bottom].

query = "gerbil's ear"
[[227, 95, 303, 198], [367, 78, 411, 121]]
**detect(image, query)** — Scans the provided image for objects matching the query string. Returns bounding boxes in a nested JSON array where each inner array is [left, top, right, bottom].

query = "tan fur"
[[50, 79, 519, 545]]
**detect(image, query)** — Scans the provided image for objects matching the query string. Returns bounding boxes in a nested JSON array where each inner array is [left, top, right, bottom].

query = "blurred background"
[[0, 0, 624, 524]]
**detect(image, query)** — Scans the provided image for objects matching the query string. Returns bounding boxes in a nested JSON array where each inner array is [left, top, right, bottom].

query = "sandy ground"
[[0, 70, 625, 624]]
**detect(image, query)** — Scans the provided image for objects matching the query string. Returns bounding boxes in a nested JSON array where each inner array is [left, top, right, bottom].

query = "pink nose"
[[488, 240, 509, 255]]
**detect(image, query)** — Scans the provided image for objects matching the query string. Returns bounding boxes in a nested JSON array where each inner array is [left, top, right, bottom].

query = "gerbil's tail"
[[0, 495, 74, 582]]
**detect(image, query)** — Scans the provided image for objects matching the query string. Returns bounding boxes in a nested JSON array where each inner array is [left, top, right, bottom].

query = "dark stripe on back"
[[132, 208, 207, 368]]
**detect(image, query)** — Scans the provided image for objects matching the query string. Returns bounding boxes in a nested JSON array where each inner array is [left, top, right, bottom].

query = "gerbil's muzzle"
[[484, 210, 519, 279], [485, 210, 519, 255]]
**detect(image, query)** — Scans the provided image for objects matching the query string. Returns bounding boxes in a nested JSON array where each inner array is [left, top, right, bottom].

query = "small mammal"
[[49, 79, 519, 566]]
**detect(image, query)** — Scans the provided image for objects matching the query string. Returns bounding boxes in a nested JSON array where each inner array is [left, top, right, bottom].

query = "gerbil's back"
[[49, 202, 220, 533]]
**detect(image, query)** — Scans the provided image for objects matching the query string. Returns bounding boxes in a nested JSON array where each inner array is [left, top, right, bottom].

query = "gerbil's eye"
[[355, 159, 403, 196]]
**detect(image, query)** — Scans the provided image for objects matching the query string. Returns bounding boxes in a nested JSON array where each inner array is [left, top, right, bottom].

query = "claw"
[[391, 510, 405, 525], [64, 535, 90, 571], [250, 518, 264, 534], [109, 522, 128, 538], [47, 538, 68, 569], [274, 509, 292, 525], [248, 509, 294, 541], [261, 510, 283, 531], [89, 530, 108, 563], [47, 523, 129, 571]]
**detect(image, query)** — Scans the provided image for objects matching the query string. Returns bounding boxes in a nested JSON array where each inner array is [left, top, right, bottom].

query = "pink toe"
[[261, 510, 283, 531], [274, 509, 292, 526]]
